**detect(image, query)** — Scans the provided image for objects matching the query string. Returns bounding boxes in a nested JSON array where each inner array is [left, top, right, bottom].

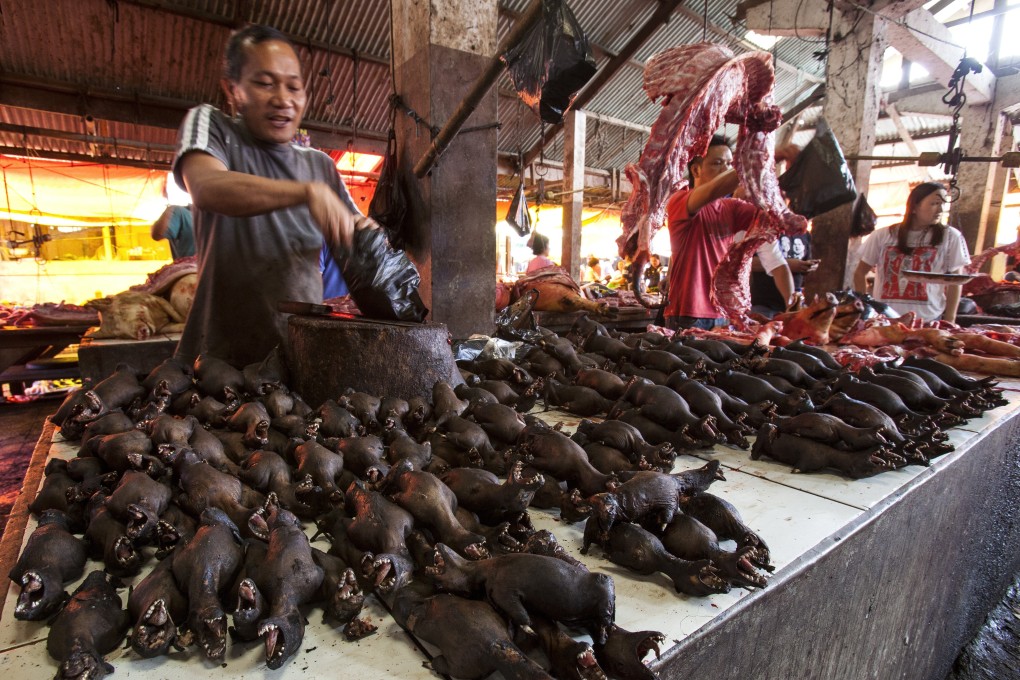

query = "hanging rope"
[[702, 0, 708, 42]]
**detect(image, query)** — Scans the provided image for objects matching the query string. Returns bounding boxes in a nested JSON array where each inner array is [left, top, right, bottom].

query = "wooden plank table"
[[0, 326, 91, 396]]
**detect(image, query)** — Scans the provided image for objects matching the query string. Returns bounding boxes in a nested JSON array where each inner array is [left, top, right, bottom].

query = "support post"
[[952, 104, 1005, 256], [392, 0, 499, 338], [806, 9, 886, 295], [561, 109, 585, 281]]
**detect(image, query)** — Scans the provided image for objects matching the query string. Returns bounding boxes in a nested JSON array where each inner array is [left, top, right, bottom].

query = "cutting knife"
[[277, 300, 421, 327]]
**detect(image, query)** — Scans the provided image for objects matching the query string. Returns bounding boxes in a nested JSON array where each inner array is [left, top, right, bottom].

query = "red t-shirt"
[[665, 189, 758, 318]]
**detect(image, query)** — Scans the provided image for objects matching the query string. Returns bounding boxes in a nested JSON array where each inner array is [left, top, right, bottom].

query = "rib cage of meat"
[[617, 42, 807, 323], [966, 239, 1020, 274]]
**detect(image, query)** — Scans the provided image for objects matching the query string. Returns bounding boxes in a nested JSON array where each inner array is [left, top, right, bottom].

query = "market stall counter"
[[2, 388, 1019, 679], [77, 333, 180, 385], [0, 325, 91, 394]]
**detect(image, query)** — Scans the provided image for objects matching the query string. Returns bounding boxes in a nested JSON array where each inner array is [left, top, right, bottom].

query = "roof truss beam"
[[0, 75, 388, 155], [117, 0, 390, 67]]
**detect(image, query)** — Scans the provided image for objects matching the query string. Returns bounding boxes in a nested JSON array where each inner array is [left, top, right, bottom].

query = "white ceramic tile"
[[527, 457, 862, 656], [0, 404, 999, 677], [955, 390, 1020, 432], [0, 595, 430, 679]]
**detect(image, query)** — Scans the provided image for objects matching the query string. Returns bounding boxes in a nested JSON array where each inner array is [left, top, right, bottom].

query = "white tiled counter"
[[2, 390, 1019, 680]]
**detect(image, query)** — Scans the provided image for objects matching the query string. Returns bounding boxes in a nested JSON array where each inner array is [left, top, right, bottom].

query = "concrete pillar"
[[391, 0, 498, 338], [951, 104, 1005, 256], [561, 109, 585, 280], [807, 10, 886, 297]]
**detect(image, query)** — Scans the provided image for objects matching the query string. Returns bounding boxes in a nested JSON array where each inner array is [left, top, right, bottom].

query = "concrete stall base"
[[1, 391, 1019, 679]]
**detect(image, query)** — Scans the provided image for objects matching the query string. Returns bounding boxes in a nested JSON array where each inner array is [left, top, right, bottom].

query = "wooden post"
[[807, 11, 886, 295], [391, 0, 499, 338], [561, 109, 585, 281]]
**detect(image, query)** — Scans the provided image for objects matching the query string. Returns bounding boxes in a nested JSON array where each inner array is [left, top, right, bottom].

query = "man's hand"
[[787, 258, 820, 274], [774, 143, 801, 165], [307, 182, 358, 250]]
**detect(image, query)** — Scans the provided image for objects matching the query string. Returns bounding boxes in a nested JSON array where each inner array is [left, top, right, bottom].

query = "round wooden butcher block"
[[287, 314, 463, 406]]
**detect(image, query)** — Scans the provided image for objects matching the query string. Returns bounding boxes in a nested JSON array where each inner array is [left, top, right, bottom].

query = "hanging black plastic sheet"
[[332, 227, 428, 322], [779, 117, 857, 219], [368, 130, 407, 244], [506, 178, 532, 237], [501, 0, 597, 124]]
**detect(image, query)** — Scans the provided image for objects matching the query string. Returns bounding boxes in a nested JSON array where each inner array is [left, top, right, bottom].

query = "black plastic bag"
[[494, 288, 543, 343], [506, 179, 532, 237], [779, 117, 857, 219], [333, 227, 428, 322], [850, 192, 877, 238], [368, 130, 407, 244], [501, 0, 597, 124]]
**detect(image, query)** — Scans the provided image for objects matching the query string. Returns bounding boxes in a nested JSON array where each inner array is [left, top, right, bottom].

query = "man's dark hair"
[[687, 134, 731, 184], [224, 24, 295, 81], [531, 233, 550, 256]]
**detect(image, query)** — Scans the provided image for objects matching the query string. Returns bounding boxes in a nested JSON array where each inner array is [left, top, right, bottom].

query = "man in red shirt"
[[664, 135, 794, 330]]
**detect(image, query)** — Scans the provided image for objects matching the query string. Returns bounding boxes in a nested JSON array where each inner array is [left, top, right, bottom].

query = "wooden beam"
[[944, 1, 1016, 28], [885, 7, 995, 103], [584, 111, 651, 135], [0, 146, 171, 170], [0, 75, 388, 154], [882, 102, 920, 156], [117, 0, 390, 67], [562, 110, 585, 279], [0, 123, 176, 153]]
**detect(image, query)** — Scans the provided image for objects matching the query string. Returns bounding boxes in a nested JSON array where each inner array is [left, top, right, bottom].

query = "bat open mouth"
[[132, 598, 178, 656]]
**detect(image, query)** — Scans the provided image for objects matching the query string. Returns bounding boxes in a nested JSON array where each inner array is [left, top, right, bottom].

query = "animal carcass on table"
[[85, 292, 185, 341], [513, 266, 618, 318], [85, 257, 197, 340], [616, 42, 807, 320]]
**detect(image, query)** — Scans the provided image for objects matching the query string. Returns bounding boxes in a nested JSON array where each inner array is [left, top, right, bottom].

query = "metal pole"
[[413, 0, 545, 177]]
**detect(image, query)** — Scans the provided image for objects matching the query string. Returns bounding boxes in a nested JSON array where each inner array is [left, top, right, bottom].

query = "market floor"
[[0, 397, 1017, 679]]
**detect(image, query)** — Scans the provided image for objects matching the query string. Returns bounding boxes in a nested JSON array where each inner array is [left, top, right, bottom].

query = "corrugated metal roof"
[[0, 0, 966, 183]]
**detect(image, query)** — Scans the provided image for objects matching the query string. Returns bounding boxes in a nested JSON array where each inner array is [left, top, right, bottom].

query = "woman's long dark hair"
[[895, 182, 946, 254]]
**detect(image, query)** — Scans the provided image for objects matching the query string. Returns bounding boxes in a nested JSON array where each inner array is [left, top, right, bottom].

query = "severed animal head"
[[58, 638, 115, 680], [14, 569, 67, 621], [259, 611, 305, 670], [131, 597, 180, 658]]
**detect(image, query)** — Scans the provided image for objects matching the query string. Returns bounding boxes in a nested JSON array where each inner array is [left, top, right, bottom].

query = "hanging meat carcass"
[[617, 42, 807, 323]]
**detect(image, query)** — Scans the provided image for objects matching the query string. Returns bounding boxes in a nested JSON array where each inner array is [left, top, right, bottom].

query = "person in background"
[[750, 232, 819, 316], [582, 255, 604, 283], [151, 183, 196, 259], [645, 253, 663, 290], [853, 182, 970, 322], [526, 232, 556, 273], [172, 24, 371, 367], [664, 134, 795, 329]]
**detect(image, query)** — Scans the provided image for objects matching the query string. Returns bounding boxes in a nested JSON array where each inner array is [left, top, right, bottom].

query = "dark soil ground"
[[0, 396, 53, 539]]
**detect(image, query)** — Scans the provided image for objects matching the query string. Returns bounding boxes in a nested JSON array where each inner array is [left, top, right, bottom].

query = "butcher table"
[[1, 389, 1019, 680], [0, 326, 91, 396]]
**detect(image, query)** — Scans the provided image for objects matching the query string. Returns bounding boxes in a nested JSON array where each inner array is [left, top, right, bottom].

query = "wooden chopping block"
[[287, 315, 462, 407]]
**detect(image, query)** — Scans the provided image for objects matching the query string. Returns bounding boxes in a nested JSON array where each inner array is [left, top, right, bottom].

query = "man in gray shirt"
[[172, 24, 367, 367]]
